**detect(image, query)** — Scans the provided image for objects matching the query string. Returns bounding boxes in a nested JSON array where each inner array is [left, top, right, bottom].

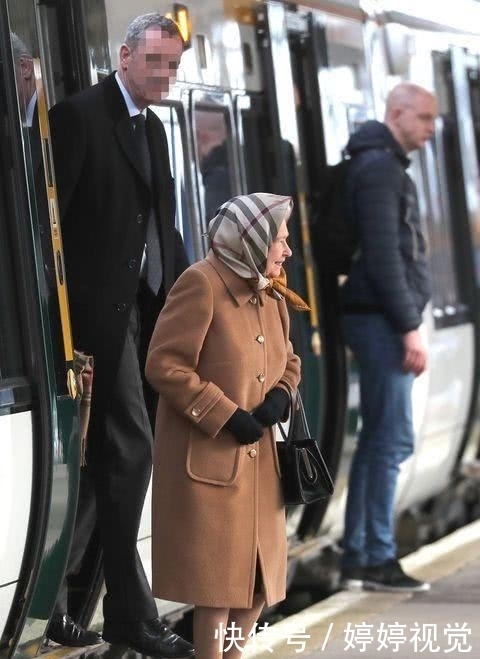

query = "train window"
[[81, 0, 111, 83], [196, 35, 207, 70], [192, 93, 237, 246], [466, 68, 480, 286], [0, 184, 26, 379], [417, 129, 462, 313], [235, 93, 272, 194], [413, 116, 469, 327], [152, 102, 201, 264], [0, 12, 32, 378], [320, 16, 372, 164]]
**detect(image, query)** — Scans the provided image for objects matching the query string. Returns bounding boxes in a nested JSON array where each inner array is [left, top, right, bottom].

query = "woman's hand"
[[252, 387, 290, 427], [224, 408, 264, 444]]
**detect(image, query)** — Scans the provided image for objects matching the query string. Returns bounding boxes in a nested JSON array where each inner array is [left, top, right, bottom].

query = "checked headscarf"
[[208, 193, 309, 311]]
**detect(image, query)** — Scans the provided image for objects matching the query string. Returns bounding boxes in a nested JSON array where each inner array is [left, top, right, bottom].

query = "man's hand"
[[402, 329, 427, 376]]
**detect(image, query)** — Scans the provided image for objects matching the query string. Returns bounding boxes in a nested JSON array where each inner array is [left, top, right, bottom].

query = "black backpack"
[[309, 155, 357, 276]]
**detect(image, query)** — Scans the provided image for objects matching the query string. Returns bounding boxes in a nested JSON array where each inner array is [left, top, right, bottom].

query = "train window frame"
[[151, 99, 202, 264], [190, 89, 241, 254], [413, 125, 470, 329], [0, 172, 27, 379], [233, 93, 251, 193], [233, 91, 277, 195], [0, 26, 35, 382]]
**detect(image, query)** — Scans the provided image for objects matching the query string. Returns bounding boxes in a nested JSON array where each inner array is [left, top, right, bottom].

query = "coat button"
[[256, 335, 265, 344], [114, 302, 127, 312], [257, 372, 265, 383], [136, 213, 144, 224], [191, 407, 201, 417], [248, 448, 257, 458], [249, 296, 258, 304], [127, 257, 137, 269]]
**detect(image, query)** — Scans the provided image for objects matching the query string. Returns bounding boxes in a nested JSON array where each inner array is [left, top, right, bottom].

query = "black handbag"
[[276, 389, 334, 505]]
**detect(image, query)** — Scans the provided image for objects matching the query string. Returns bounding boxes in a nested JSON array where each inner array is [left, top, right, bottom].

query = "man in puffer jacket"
[[340, 83, 437, 592]]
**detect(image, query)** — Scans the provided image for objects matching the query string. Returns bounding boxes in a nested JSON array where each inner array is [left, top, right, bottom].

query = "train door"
[[25, 0, 205, 632], [292, 6, 375, 541], [0, 1, 79, 655], [254, 4, 322, 432], [438, 46, 480, 471], [254, 3, 328, 545], [255, 2, 374, 541]]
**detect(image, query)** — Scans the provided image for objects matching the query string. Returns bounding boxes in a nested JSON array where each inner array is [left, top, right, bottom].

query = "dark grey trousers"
[[55, 304, 157, 623]]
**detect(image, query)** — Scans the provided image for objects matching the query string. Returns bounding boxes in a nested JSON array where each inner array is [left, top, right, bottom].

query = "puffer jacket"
[[340, 120, 431, 333]]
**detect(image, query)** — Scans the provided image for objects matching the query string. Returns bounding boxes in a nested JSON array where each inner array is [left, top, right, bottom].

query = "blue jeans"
[[341, 314, 415, 568]]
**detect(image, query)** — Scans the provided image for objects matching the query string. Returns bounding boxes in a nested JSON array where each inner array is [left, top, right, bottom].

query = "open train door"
[[0, 1, 81, 655], [286, 8, 359, 539], [256, 2, 373, 541], [446, 46, 480, 473], [254, 2, 326, 545]]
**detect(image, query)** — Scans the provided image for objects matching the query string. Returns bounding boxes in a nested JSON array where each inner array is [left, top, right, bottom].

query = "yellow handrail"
[[33, 59, 76, 399]]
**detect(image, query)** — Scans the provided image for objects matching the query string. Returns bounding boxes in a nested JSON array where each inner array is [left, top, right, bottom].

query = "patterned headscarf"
[[208, 193, 309, 311]]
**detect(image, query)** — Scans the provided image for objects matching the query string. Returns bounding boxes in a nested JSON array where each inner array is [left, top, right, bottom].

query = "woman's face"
[[265, 219, 292, 278]]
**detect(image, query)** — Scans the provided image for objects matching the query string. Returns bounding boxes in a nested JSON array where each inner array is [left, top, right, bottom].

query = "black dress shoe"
[[103, 617, 195, 658], [47, 613, 102, 647]]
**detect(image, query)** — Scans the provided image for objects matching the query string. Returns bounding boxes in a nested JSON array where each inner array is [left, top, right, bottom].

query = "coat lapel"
[[102, 73, 151, 188]]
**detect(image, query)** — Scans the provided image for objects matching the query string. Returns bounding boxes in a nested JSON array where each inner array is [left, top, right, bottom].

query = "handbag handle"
[[276, 388, 312, 445]]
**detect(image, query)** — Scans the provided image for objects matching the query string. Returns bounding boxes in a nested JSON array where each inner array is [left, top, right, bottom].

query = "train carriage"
[[1, 1, 480, 657]]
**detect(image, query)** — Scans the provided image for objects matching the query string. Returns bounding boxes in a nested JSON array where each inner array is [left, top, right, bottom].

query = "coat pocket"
[[186, 428, 244, 486]]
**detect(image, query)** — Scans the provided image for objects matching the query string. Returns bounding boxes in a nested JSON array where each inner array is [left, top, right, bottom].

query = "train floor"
[[244, 519, 480, 659]]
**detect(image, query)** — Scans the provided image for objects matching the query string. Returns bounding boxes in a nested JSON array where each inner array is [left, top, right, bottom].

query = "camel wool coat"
[[145, 252, 301, 608]]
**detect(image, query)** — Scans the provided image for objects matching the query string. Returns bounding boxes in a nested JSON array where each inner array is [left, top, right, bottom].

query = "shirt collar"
[[25, 91, 37, 128], [115, 71, 146, 118]]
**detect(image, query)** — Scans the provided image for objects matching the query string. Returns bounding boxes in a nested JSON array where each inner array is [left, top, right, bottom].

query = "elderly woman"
[[145, 193, 306, 659]]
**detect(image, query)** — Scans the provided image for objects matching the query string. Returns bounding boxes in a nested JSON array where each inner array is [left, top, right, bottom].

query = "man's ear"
[[391, 107, 403, 122], [119, 44, 131, 69]]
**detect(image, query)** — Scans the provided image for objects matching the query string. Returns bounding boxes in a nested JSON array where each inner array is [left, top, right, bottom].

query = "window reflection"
[[321, 18, 372, 164], [416, 119, 464, 318], [237, 94, 270, 193], [153, 103, 200, 263], [193, 99, 234, 238]]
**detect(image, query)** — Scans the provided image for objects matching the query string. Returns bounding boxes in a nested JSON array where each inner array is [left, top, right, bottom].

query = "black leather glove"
[[252, 387, 290, 427], [224, 408, 264, 445]]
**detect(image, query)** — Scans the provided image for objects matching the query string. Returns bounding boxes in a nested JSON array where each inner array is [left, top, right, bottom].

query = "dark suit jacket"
[[49, 72, 189, 412]]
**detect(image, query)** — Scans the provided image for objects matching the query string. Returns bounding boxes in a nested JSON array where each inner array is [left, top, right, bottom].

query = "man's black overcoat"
[[49, 72, 188, 416]]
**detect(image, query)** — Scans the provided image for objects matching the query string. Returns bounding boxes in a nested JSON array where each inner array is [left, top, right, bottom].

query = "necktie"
[[132, 114, 163, 294]]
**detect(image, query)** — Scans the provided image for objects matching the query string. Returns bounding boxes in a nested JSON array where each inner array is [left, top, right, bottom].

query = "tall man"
[[339, 83, 437, 592], [48, 14, 193, 657]]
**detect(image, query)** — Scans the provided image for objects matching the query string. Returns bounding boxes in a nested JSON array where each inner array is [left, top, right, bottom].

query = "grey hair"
[[11, 32, 31, 59], [124, 13, 182, 51]]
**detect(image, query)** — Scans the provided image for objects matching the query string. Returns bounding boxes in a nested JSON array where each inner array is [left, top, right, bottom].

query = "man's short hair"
[[124, 13, 183, 51]]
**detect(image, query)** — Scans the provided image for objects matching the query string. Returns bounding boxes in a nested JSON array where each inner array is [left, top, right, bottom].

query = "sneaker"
[[340, 565, 364, 591], [363, 559, 430, 592]]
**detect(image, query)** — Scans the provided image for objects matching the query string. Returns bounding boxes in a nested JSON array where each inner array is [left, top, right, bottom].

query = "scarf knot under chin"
[[264, 268, 310, 311]]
